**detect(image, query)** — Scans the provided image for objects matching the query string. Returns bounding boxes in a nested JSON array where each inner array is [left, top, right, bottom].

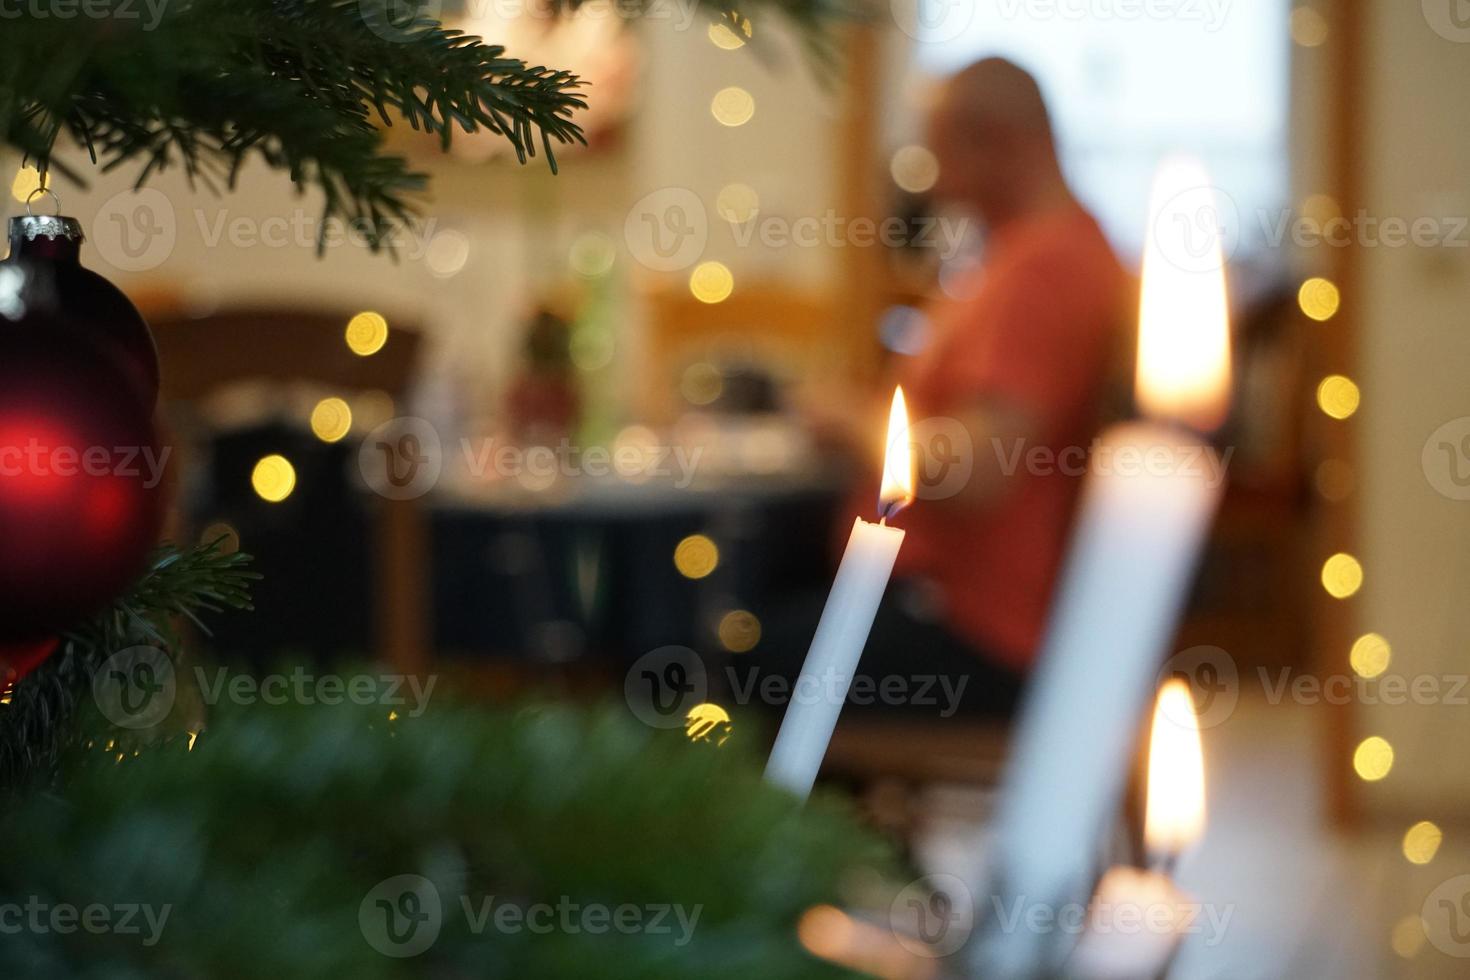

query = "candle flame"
[[878, 386, 914, 519], [1144, 678, 1207, 860], [1136, 155, 1232, 433]]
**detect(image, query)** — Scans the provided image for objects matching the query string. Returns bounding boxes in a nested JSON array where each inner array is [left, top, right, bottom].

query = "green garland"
[[0, 695, 895, 978]]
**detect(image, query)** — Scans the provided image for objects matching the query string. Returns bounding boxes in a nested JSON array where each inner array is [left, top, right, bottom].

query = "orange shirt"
[[895, 204, 1127, 671]]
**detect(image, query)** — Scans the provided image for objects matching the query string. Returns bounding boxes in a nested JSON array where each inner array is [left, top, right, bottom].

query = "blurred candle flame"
[[1136, 155, 1232, 433], [1145, 678, 1207, 861], [878, 386, 915, 519]]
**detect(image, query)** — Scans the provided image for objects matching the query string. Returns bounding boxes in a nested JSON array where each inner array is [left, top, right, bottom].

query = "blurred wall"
[[1357, 0, 1470, 816]]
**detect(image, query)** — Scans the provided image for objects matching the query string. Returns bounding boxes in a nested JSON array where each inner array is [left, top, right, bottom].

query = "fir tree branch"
[[0, 539, 256, 791]]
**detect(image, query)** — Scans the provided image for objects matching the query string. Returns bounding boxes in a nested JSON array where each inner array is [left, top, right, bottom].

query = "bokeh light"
[[310, 396, 353, 443], [1352, 735, 1394, 782], [707, 13, 751, 49], [718, 609, 762, 652], [1321, 552, 1363, 599], [199, 521, 240, 554], [1298, 277, 1341, 321], [1290, 6, 1329, 47], [710, 87, 755, 127], [1391, 915, 1426, 959], [1401, 820, 1443, 865], [251, 454, 297, 503], [681, 362, 724, 406], [1349, 632, 1391, 678], [715, 182, 760, 224], [425, 230, 470, 279], [674, 533, 719, 579], [10, 166, 41, 204], [1317, 374, 1360, 419], [569, 231, 616, 278], [890, 145, 940, 194], [689, 261, 734, 304], [345, 312, 389, 356]]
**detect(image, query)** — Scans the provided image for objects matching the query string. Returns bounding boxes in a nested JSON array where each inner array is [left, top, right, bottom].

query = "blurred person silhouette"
[[764, 58, 1128, 722]]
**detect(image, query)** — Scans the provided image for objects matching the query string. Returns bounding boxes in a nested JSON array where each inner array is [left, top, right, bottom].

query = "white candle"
[[977, 156, 1231, 975], [1070, 680, 1208, 979], [766, 388, 914, 799], [1068, 866, 1192, 980]]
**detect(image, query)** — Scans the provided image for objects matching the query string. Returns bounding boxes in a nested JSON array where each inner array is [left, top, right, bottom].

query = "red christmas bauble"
[[0, 637, 60, 687], [0, 297, 164, 641], [3, 214, 160, 410]]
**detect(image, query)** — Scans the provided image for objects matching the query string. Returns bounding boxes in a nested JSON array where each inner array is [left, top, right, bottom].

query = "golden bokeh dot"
[[200, 521, 241, 554], [1290, 6, 1329, 47], [890, 144, 940, 195], [718, 609, 762, 652], [1391, 915, 1426, 959], [353, 389, 395, 431], [674, 533, 719, 579], [1401, 820, 1443, 865], [1349, 632, 1391, 679], [1321, 552, 1363, 599], [715, 182, 760, 224], [710, 86, 755, 127], [1301, 192, 1342, 226], [689, 260, 734, 304], [681, 361, 724, 406], [707, 13, 752, 49], [1298, 276, 1341, 321], [1317, 374, 1361, 420], [10, 166, 41, 204], [251, 454, 297, 503], [1314, 458, 1354, 502], [1353, 735, 1394, 782], [310, 396, 353, 443], [569, 231, 616, 278], [345, 311, 389, 356], [684, 701, 732, 744]]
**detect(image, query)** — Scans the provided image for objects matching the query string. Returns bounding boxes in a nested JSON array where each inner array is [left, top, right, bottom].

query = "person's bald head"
[[925, 58, 1066, 225]]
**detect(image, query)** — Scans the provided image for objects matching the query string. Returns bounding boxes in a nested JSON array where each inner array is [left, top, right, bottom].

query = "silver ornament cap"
[[9, 213, 84, 245]]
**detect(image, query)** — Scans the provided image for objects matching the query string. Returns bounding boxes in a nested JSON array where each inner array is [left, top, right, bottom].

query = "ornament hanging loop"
[[24, 187, 62, 217]]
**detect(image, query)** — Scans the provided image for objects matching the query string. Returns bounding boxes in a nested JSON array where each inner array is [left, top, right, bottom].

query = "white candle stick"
[[1070, 680, 1208, 980], [766, 388, 914, 799], [975, 156, 1231, 976]]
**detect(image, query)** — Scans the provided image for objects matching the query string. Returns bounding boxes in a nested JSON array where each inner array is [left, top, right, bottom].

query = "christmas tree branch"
[[0, 539, 256, 791], [0, 0, 861, 253]]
